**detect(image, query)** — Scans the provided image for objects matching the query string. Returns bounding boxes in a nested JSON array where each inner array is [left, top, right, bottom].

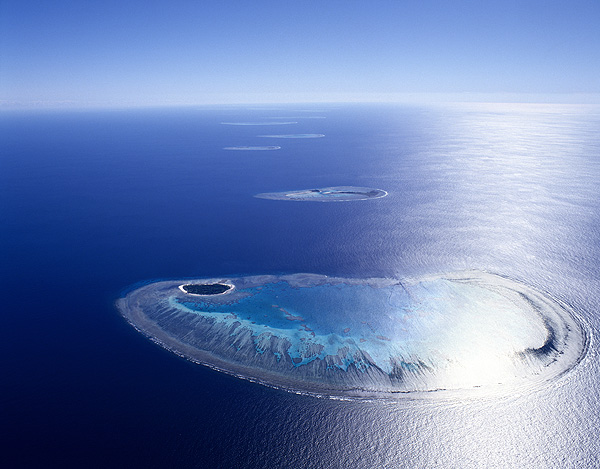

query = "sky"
[[1, 0, 599, 108]]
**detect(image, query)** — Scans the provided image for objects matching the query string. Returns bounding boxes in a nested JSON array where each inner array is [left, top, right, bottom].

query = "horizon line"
[[2, 92, 600, 111]]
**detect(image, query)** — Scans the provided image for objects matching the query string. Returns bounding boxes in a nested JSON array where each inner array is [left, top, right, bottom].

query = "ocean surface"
[[1, 103, 599, 467]]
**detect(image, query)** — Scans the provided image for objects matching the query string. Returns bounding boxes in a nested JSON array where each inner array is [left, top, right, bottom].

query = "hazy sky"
[[1, 0, 599, 107]]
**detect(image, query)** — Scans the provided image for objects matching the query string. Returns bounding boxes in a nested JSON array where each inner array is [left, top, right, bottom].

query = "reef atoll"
[[255, 186, 388, 202], [117, 271, 586, 398]]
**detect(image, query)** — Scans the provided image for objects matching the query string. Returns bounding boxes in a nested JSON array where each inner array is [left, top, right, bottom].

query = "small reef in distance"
[[117, 271, 586, 399], [258, 134, 325, 139], [255, 186, 388, 202], [224, 146, 281, 151], [220, 121, 297, 126]]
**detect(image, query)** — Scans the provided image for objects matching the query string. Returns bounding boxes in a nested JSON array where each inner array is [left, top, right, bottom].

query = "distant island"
[[255, 186, 388, 202], [258, 134, 325, 138], [223, 146, 281, 151], [220, 122, 297, 126]]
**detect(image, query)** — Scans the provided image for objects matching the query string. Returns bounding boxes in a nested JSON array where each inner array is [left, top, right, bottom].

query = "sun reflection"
[[447, 347, 516, 388]]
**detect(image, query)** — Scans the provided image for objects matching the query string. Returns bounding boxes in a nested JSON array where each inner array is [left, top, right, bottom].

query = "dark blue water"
[[2, 104, 600, 467]]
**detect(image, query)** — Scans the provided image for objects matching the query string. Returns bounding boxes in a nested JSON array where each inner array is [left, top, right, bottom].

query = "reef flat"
[[223, 146, 281, 150], [267, 116, 326, 119], [220, 122, 297, 126], [255, 186, 388, 202], [258, 134, 325, 138], [117, 271, 586, 398]]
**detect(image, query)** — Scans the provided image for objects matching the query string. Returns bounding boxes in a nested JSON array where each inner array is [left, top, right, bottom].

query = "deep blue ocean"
[[2, 103, 600, 468]]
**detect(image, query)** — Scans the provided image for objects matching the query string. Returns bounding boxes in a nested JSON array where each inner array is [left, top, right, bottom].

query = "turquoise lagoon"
[[117, 271, 585, 398]]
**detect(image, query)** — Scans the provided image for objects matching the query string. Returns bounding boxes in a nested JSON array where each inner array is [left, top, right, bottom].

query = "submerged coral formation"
[[117, 271, 585, 397]]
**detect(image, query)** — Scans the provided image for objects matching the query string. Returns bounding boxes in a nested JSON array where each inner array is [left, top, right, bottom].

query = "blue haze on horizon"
[[1, 0, 600, 108]]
